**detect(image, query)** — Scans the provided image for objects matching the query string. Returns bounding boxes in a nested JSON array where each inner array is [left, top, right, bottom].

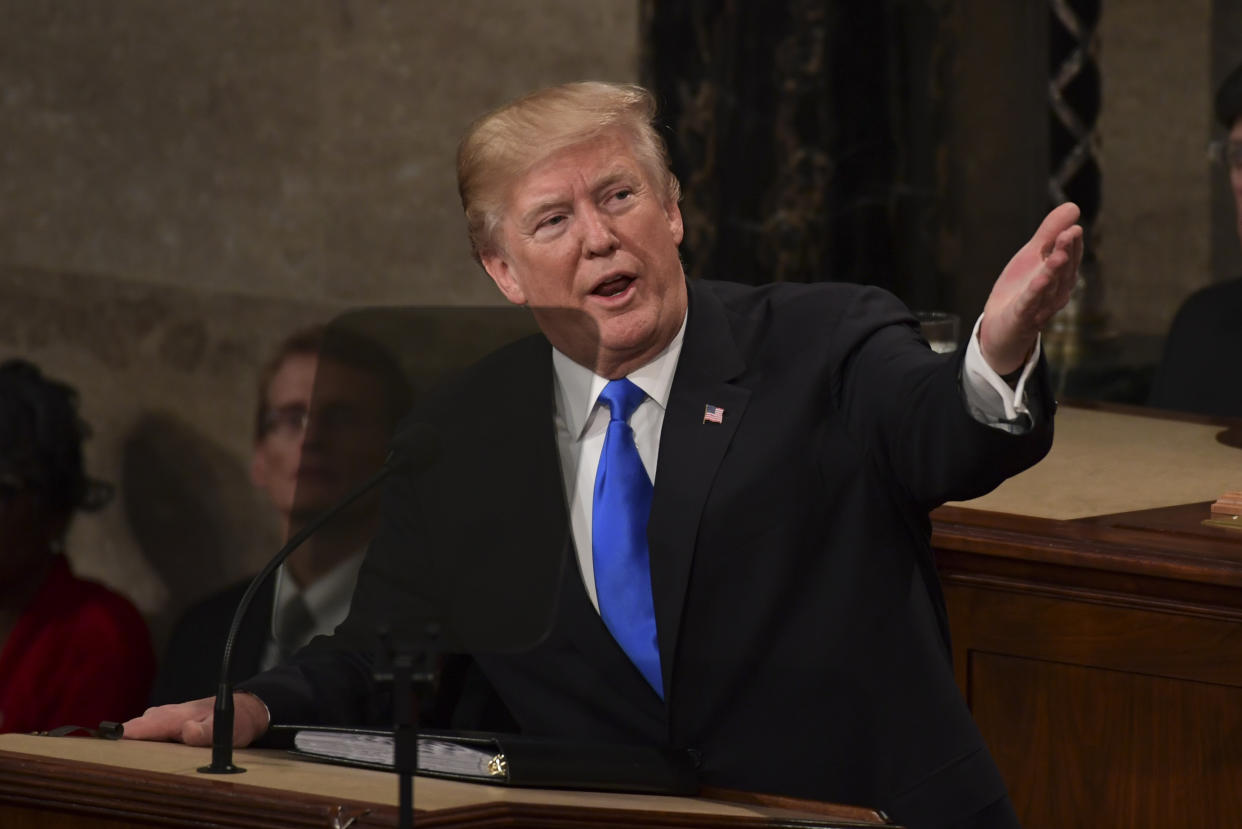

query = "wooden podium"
[[933, 405, 1242, 828], [0, 733, 893, 828]]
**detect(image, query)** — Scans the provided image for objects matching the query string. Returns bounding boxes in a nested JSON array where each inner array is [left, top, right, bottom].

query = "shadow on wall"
[[122, 412, 278, 652]]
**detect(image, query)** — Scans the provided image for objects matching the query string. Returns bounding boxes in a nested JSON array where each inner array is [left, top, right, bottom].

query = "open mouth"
[[592, 275, 635, 298]]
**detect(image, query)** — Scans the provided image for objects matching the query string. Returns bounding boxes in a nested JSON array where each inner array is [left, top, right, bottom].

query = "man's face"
[[251, 353, 393, 523], [1230, 118, 1242, 251], [480, 130, 687, 379]]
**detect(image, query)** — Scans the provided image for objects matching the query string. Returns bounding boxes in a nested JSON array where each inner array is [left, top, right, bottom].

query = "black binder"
[[273, 725, 699, 796]]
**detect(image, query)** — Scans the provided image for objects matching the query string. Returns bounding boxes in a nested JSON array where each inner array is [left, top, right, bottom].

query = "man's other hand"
[[980, 202, 1084, 376], [121, 693, 270, 747]]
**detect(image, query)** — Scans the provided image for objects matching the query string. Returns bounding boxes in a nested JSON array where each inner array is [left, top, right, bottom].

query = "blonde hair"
[[457, 81, 682, 260]]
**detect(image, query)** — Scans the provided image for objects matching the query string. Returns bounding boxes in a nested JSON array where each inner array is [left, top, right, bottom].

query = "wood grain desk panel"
[[945, 405, 1241, 520], [0, 734, 891, 828], [934, 406, 1242, 829]]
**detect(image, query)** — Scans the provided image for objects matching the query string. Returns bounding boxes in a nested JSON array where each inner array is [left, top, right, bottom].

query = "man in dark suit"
[[148, 326, 411, 705], [127, 82, 1082, 829], [1149, 61, 1242, 417]]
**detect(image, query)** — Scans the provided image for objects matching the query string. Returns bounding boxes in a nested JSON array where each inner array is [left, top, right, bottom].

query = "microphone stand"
[[374, 625, 440, 829], [199, 457, 404, 775]]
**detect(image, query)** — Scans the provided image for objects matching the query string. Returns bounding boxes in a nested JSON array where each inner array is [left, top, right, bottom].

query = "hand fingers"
[[181, 715, 214, 747], [1018, 281, 1062, 328], [987, 206, 1084, 344], [121, 698, 215, 743], [1012, 265, 1050, 321], [174, 698, 258, 747], [120, 709, 169, 741], [1053, 223, 1083, 264], [1045, 226, 1081, 291], [1034, 202, 1082, 256], [1015, 246, 1076, 328], [1054, 247, 1078, 307]]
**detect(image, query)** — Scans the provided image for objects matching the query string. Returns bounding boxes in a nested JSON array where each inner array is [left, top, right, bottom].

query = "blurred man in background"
[[1149, 61, 1242, 417], [149, 326, 411, 704]]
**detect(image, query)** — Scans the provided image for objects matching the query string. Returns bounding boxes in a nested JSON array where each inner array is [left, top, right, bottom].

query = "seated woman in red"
[[0, 360, 155, 734]]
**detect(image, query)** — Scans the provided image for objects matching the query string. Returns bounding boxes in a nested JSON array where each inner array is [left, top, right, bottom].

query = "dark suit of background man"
[[128, 82, 1083, 829], [1149, 61, 1242, 417]]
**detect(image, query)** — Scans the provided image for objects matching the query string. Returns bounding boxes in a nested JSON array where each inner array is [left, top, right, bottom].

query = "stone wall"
[[944, 0, 1228, 342], [1098, 0, 1214, 336], [0, 0, 638, 646]]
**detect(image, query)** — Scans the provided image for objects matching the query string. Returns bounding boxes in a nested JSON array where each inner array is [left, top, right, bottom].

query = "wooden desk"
[[0, 734, 892, 828], [933, 406, 1242, 828]]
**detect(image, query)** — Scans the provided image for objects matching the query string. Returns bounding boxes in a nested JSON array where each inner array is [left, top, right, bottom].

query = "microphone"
[[199, 421, 441, 774]]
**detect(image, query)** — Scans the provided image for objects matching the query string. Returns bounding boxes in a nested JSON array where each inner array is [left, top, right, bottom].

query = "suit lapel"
[[647, 281, 750, 698], [496, 339, 572, 651], [435, 335, 570, 654]]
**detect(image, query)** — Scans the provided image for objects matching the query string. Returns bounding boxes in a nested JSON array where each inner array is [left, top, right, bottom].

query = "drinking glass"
[[915, 311, 960, 354]]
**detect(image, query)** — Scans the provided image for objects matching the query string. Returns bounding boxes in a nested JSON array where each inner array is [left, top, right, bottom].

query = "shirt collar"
[[552, 310, 688, 440], [275, 550, 366, 625]]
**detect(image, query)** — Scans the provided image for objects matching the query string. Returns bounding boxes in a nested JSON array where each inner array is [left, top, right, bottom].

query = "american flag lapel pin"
[[703, 404, 724, 424]]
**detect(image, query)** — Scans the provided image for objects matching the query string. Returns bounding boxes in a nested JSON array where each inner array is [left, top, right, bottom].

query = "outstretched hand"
[[979, 202, 1084, 376], [121, 693, 270, 747]]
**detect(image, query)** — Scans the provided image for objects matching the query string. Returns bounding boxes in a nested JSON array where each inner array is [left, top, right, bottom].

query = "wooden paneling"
[[968, 652, 1242, 828], [934, 415, 1242, 829], [0, 805, 139, 829], [944, 583, 1242, 691]]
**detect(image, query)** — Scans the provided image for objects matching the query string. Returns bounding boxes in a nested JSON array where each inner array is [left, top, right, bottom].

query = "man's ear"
[[481, 252, 528, 306], [250, 447, 269, 489], [665, 199, 684, 246]]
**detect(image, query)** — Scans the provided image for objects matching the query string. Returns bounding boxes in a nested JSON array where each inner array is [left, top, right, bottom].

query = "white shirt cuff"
[[961, 313, 1040, 429]]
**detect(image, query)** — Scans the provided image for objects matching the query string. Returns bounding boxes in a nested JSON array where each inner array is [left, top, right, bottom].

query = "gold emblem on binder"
[[487, 753, 508, 778]]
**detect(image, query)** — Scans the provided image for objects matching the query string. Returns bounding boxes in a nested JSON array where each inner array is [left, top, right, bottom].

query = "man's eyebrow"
[[592, 167, 640, 193], [515, 167, 641, 228], [517, 194, 571, 228]]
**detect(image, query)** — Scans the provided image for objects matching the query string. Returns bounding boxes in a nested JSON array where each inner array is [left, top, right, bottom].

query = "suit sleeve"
[[829, 287, 1054, 510]]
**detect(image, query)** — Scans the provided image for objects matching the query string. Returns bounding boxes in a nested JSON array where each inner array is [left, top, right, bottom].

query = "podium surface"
[[0, 733, 891, 828], [934, 404, 1242, 828]]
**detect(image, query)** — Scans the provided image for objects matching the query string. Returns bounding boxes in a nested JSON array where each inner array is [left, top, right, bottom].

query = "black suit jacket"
[[244, 280, 1053, 829], [1149, 277, 1242, 417], [150, 578, 273, 706]]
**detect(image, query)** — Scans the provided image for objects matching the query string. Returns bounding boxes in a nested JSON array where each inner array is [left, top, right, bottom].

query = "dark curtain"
[[640, 0, 949, 307]]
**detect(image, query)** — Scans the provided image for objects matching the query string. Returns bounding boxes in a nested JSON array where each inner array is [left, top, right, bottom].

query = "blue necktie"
[[592, 379, 663, 698]]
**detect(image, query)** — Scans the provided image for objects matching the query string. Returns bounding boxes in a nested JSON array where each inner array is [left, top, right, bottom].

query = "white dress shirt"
[[552, 310, 1040, 611], [259, 551, 367, 672]]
